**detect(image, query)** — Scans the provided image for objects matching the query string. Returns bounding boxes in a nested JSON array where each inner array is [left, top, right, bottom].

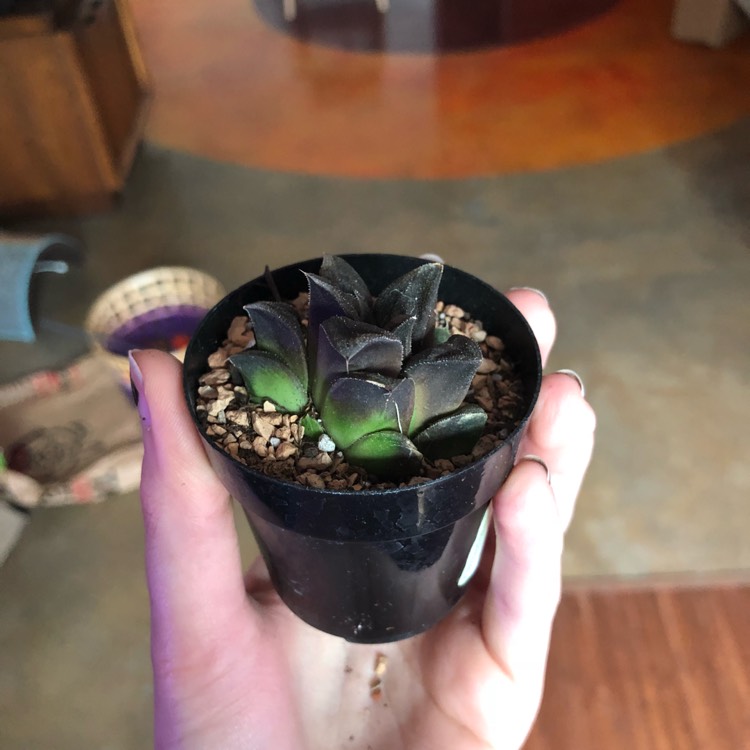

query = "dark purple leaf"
[[319, 255, 373, 319], [413, 405, 487, 460], [403, 334, 483, 434], [314, 316, 403, 405], [243, 301, 307, 387], [321, 373, 414, 449], [389, 315, 417, 358], [373, 262, 442, 350]]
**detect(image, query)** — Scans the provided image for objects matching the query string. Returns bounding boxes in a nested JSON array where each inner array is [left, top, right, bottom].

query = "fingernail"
[[555, 369, 586, 398], [508, 287, 548, 305], [128, 350, 151, 429], [518, 454, 551, 484]]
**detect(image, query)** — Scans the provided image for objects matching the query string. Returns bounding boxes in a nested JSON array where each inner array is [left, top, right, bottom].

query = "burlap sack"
[[0, 355, 143, 508]]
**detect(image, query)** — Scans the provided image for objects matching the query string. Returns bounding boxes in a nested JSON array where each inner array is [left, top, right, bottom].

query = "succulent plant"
[[228, 256, 487, 480]]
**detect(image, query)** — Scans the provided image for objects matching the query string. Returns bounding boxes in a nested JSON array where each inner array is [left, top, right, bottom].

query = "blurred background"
[[0, 0, 748, 747]]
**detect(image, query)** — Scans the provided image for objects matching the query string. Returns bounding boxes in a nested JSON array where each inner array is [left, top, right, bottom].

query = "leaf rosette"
[[228, 256, 487, 480]]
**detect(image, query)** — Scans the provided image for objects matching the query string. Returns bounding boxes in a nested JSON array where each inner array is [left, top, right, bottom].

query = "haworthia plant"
[[228, 256, 487, 480]]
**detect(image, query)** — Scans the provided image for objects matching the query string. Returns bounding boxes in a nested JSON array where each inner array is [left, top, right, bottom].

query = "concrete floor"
[[2, 119, 749, 747], [1, 1, 749, 744]]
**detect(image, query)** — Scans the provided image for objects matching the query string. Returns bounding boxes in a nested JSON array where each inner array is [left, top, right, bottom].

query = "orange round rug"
[[131, 0, 750, 178]]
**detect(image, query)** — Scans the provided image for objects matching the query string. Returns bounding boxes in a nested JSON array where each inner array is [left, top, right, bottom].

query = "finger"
[[130, 350, 255, 664], [519, 371, 596, 531], [504, 288, 556, 368], [483, 460, 562, 689]]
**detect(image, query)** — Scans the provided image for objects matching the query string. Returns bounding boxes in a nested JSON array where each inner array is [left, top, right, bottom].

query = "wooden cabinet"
[[0, 0, 151, 217]]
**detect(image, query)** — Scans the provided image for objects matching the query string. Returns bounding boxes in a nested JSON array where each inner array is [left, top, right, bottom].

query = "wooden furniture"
[[525, 582, 750, 749], [0, 0, 151, 218]]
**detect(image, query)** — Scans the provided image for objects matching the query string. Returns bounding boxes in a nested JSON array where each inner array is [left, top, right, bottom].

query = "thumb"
[[130, 349, 254, 667]]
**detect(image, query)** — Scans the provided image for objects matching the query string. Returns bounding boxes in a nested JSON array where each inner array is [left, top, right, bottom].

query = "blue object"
[[0, 233, 80, 343]]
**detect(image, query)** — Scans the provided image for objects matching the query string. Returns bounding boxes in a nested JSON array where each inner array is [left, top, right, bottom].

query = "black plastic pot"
[[183, 255, 542, 643]]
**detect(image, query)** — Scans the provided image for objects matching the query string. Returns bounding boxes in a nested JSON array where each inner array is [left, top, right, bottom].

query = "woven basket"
[[85, 267, 226, 389]]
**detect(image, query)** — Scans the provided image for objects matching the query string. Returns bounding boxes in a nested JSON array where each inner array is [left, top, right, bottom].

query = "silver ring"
[[419, 253, 444, 263], [518, 454, 551, 484], [555, 369, 586, 399]]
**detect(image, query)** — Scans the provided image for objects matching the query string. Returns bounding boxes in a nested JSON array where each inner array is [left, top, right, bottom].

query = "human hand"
[[129, 288, 595, 750]]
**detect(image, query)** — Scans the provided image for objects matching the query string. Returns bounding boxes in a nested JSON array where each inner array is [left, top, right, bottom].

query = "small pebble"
[[304, 472, 325, 489], [485, 335, 503, 351], [200, 369, 231, 386], [263, 401, 277, 413], [477, 358, 498, 374], [207, 349, 229, 368], [275, 442, 298, 460], [226, 410, 249, 428], [251, 413, 275, 441], [252, 436, 269, 457], [470, 329, 487, 343], [318, 434, 336, 453], [269, 437, 281, 447]]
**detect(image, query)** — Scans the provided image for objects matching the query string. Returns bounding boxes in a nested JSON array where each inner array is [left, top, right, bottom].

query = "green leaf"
[[228, 351, 308, 413], [318, 255, 373, 319], [433, 325, 451, 345], [413, 405, 488, 460], [314, 316, 403, 404], [300, 413, 324, 440], [345, 430, 423, 480], [243, 301, 307, 388], [373, 262, 442, 350], [403, 334, 483, 434], [321, 374, 414, 449]]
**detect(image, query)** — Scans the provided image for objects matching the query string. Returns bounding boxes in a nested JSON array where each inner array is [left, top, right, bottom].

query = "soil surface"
[[196, 296, 526, 490]]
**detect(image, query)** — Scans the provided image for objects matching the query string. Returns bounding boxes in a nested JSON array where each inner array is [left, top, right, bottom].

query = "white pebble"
[[269, 437, 281, 447], [318, 434, 336, 453]]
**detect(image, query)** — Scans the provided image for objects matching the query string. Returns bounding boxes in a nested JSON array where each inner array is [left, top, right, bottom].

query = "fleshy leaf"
[[314, 316, 403, 404], [414, 405, 488, 460], [305, 272, 360, 334], [304, 271, 362, 383], [321, 374, 414, 449], [319, 255, 373, 319], [345, 430, 423, 480], [389, 315, 417, 359], [300, 413, 323, 440], [243, 301, 307, 388], [433, 325, 451, 345], [373, 262, 442, 350], [403, 334, 483, 434], [228, 350, 308, 413]]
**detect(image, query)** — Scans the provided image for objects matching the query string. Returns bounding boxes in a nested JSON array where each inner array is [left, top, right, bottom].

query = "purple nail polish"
[[128, 350, 151, 429]]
